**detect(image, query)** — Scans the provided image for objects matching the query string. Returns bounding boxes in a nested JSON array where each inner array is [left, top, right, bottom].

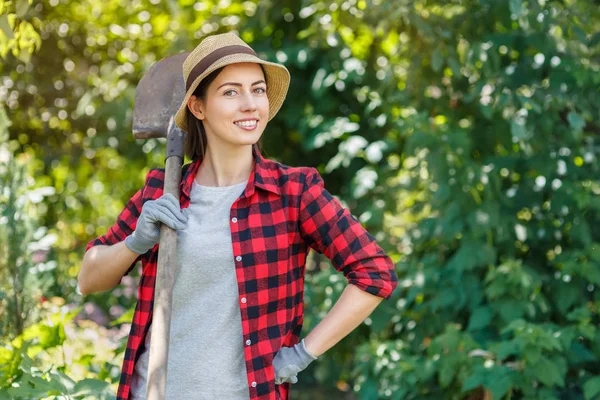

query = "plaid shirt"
[[86, 148, 398, 400]]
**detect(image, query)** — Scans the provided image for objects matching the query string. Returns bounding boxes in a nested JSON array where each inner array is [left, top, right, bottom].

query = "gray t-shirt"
[[130, 179, 250, 399]]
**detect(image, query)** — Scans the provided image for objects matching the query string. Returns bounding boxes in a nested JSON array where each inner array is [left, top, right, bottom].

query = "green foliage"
[[0, 0, 41, 62], [1, 0, 599, 399], [339, 0, 600, 398], [0, 106, 56, 340], [0, 307, 112, 399]]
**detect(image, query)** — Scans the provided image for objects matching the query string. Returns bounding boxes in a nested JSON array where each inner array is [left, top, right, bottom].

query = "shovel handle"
[[146, 120, 186, 400]]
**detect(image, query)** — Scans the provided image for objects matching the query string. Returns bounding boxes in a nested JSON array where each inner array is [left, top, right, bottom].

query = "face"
[[187, 63, 269, 152]]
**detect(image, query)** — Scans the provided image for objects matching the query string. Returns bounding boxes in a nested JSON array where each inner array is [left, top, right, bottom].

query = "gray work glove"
[[124, 193, 188, 254], [272, 339, 317, 385]]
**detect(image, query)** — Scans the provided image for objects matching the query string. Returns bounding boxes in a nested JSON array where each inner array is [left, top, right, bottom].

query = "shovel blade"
[[132, 51, 190, 139]]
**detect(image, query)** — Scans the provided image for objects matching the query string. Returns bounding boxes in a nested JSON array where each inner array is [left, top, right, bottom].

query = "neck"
[[195, 145, 254, 187]]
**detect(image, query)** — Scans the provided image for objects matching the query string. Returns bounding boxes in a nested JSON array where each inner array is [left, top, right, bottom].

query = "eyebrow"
[[216, 80, 266, 90]]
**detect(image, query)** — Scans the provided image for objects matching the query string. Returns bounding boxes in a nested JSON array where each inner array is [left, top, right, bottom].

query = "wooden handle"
[[146, 121, 185, 400]]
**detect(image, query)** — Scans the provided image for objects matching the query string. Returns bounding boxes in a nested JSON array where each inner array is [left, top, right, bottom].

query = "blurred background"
[[1, 0, 599, 399]]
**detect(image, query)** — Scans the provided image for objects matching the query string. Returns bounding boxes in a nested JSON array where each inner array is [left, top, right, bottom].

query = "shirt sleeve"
[[85, 174, 150, 279], [298, 167, 398, 300]]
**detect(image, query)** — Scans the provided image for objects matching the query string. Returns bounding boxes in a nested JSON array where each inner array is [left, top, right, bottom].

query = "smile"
[[234, 120, 258, 130]]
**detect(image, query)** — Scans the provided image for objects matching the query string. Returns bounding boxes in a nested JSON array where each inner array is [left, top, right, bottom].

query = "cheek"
[[259, 97, 270, 115], [208, 104, 236, 127], [220, 101, 240, 117]]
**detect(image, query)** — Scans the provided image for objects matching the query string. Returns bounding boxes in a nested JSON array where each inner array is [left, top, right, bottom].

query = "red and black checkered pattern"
[[86, 148, 398, 400]]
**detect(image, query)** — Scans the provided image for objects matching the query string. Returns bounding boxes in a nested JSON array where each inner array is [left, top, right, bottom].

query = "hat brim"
[[175, 54, 290, 133]]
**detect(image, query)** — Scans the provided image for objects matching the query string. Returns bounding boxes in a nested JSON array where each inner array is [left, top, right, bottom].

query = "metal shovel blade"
[[132, 51, 190, 139]]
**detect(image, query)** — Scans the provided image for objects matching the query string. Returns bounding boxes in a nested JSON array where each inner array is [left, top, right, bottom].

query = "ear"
[[187, 95, 205, 121]]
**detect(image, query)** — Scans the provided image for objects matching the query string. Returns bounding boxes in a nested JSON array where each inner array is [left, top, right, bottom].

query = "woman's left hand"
[[272, 339, 318, 384]]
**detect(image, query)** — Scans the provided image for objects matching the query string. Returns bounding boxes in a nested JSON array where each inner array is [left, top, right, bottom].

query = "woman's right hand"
[[124, 193, 188, 254]]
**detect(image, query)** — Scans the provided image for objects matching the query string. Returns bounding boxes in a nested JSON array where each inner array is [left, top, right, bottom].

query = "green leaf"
[[495, 341, 520, 361], [555, 283, 580, 315], [467, 306, 493, 331], [0, 15, 13, 40], [21, 322, 62, 352], [71, 378, 110, 397], [590, 32, 600, 48], [446, 240, 495, 272], [480, 104, 493, 120], [509, 0, 526, 17], [568, 111, 586, 140], [510, 119, 527, 139], [47, 370, 75, 393], [570, 218, 592, 246], [531, 356, 565, 387], [431, 48, 443, 72], [496, 299, 527, 322], [6, 372, 57, 398], [109, 306, 135, 326], [569, 343, 597, 364], [439, 357, 457, 388], [524, 346, 542, 364], [462, 368, 485, 392], [432, 183, 451, 206], [15, 0, 30, 18], [567, 306, 591, 322], [582, 263, 600, 286], [500, 319, 526, 335], [583, 376, 600, 400], [358, 379, 379, 399], [368, 305, 394, 333], [486, 368, 512, 400], [448, 56, 461, 76], [572, 26, 588, 44]]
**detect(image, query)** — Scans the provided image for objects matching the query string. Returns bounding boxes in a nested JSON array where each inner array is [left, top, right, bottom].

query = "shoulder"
[[260, 157, 324, 193], [142, 161, 194, 182], [138, 167, 165, 202], [144, 167, 165, 186], [139, 162, 194, 201]]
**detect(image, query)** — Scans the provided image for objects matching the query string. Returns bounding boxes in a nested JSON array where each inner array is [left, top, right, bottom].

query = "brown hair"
[[184, 64, 266, 160]]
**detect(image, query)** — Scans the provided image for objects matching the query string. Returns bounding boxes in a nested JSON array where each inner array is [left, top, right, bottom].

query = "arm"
[[78, 241, 141, 294], [78, 168, 186, 295], [304, 284, 382, 357], [272, 286, 381, 384], [79, 183, 146, 295], [299, 168, 398, 354], [299, 167, 398, 299], [272, 168, 398, 384]]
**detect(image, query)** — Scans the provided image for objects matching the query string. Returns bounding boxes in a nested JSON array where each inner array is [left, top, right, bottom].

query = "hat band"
[[185, 45, 258, 90]]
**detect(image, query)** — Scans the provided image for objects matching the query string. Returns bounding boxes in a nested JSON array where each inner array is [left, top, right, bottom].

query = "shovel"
[[132, 50, 190, 400]]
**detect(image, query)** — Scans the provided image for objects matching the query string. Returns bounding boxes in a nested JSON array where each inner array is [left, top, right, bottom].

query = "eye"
[[223, 89, 237, 97], [255, 87, 266, 94]]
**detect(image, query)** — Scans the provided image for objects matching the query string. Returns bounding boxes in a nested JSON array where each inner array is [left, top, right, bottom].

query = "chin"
[[234, 132, 264, 146]]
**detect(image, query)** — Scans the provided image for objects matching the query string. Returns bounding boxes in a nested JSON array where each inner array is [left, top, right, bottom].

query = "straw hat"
[[174, 32, 291, 133]]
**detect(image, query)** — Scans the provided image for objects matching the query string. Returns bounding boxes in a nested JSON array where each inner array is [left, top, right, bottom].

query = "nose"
[[240, 91, 257, 112]]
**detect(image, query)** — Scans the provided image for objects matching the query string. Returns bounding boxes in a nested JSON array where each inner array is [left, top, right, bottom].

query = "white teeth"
[[235, 120, 257, 127]]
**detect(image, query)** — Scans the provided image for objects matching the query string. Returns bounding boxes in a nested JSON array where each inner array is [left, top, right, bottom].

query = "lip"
[[234, 118, 259, 123]]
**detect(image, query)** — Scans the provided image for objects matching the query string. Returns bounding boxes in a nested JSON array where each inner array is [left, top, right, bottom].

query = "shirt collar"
[[180, 146, 281, 201]]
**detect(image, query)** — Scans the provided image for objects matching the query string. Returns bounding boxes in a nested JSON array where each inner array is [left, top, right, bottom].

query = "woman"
[[78, 32, 398, 400]]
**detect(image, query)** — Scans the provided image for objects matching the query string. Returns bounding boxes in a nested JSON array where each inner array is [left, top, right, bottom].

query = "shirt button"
[[232, 217, 238, 223], [236, 256, 242, 262], [241, 297, 247, 304], [245, 339, 251, 345], [251, 381, 257, 388]]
